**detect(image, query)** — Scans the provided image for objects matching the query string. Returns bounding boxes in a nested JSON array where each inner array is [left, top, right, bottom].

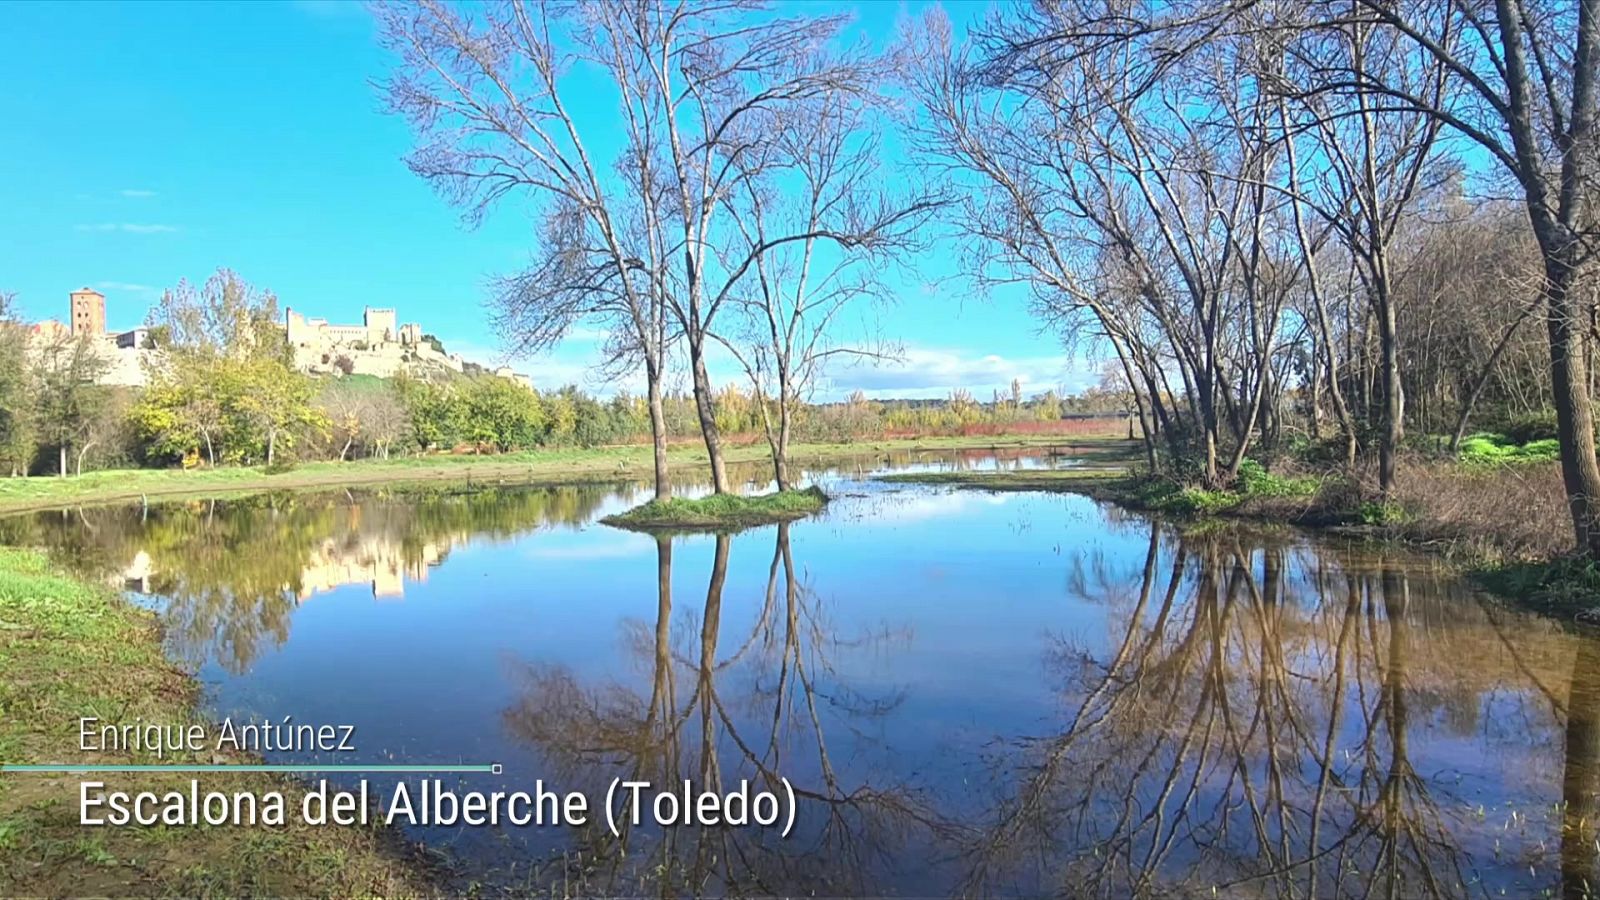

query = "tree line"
[[0, 271, 1111, 476]]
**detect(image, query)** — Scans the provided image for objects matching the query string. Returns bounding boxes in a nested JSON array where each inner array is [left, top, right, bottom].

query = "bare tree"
[[908, 5, 1298, 485], [374, 0, 677, 498], [1027, 0, 1597, 546], [376, 0, 923, 496], [715, 82, 937, 489], [1269, 9, 1454, 495]]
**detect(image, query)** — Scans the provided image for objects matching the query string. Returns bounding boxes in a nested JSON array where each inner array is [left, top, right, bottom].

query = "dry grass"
[[1378, 459, 1571, 561]]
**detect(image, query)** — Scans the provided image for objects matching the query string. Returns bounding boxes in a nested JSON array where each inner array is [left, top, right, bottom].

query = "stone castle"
[[284, 305, 463, 378], [285, 306, 530, 385], [30, 288, 530, 388]]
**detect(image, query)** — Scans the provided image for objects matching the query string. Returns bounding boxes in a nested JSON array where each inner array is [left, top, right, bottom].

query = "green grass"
[[0, 548, 434, 897], [877, 455, 1319, 519], [0, 433, 1123, 515], [1459, 433, 1562, 465], [601, 486, 829, 532], [877, 467, 1127, 492]]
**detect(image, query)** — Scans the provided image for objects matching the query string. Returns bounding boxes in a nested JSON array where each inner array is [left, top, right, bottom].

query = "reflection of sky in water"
[[9, 452, 1599, 897]]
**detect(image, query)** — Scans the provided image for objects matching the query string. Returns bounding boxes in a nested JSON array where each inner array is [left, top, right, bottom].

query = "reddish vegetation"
[[628, 417, 1130, 449], [881, 418, 1128, 440]]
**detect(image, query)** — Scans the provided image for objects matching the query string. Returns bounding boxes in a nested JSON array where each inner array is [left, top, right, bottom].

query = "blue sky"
[[0, 0, 1100, 400]]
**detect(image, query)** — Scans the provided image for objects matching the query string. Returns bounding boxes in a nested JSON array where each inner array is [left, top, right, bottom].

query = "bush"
[[1499, 410, 1560, 445], [1358, 500, 1410, 526], [1171, 488, 1242, 515], [263, 455, 298, 475], [1236, 458, 1320, 498]]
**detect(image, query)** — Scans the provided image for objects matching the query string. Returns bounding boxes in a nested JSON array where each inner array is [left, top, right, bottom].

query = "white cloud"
[[862, 489, 1011, 525], [484, 334, 1102, 401], [822, 346, 1102, 400], [118, 189, 157, 198], [94, 281, 158, 296], [75, 223, 179, 234]]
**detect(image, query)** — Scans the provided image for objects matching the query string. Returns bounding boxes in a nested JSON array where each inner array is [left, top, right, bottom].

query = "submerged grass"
[[0, 547, 434, 897], [602, 486, 829, 532], [1475, 556, 1600, 622]]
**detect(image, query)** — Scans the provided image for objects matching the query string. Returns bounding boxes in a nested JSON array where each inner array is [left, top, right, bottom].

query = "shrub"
[[1499, 410, 1559, 444], [1358, 500, 1410, 526], [1236, 458, 1321, 498], [1172, 488, 1242, 515], [263, 455, 298, 475]]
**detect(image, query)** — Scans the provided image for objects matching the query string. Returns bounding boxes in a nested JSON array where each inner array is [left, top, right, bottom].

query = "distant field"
[[0, 431, 1138, 514]]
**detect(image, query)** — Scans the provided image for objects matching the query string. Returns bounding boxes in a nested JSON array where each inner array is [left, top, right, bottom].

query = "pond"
[[5, 450, 1598, 898]]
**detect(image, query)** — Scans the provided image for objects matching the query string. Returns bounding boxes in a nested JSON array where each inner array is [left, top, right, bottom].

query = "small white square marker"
[[491, 763, 503, 775]]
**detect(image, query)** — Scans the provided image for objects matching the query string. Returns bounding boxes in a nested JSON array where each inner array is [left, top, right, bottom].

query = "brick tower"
[[69, 287, 106, 336]]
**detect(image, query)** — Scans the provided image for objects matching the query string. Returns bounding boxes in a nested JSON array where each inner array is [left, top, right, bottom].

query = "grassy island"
[[602, 486, 829, 532], [0, 548, 434, 897]]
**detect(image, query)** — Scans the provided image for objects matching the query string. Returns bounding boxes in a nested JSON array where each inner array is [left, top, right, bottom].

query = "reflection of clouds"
[[852, 488, 1010, 525], [524, 536, 651, 561]]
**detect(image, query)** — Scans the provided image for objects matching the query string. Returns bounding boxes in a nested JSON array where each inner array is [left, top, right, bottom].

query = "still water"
[[6, 450, 1600, 898]]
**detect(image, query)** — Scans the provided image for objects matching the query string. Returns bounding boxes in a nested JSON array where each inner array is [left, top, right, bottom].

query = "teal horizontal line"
[[2, 763, 495, 773]]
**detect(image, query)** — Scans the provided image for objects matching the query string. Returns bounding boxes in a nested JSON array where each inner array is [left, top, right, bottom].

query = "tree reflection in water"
[[0, 485, 616, 673], [9, 478, 1600, 897], [501, 523, 940, 896], [963, 524, 1600, 899]]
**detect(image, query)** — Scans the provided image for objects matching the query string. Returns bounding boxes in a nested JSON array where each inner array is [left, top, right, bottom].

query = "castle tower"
[[364, 307, 398, 344], [69, 287, 106, 336]]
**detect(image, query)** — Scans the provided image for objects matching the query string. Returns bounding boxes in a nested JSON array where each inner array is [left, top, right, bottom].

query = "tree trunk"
[[1112, 341, 1160, 471], [1377, 287, 1404, 497], [646, 367, 672, 501], [57, 444, 66, 477], [753, 381, 789, 492], [1545, 259, 1600, 555], [76, 440, 97, 476], [266, 429, 277, 467], [774, 393, 791, 493], [1309, 350, 1323, 441], [645, 534, 673, 727], [687, 338, 730, 494]]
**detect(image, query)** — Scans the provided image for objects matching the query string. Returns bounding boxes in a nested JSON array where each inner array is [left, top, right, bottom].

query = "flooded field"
[[5, 451, 1597, 898]]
